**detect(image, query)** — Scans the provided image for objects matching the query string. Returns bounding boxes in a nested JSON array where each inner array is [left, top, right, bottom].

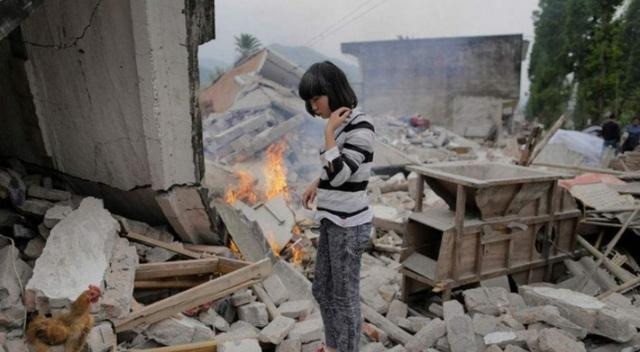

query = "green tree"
[[620, 0, 640, 116], [234, 33, 262, 65]]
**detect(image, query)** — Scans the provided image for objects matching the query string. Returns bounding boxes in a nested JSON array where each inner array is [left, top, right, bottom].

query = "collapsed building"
[[342, 34, 528, 139]]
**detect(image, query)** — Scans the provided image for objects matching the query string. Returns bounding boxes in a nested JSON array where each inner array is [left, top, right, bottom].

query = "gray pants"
[[313, 219, 372, 352]]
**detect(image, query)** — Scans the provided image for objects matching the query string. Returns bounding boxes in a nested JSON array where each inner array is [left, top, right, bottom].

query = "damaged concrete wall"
[[342, 35, 525, 126]]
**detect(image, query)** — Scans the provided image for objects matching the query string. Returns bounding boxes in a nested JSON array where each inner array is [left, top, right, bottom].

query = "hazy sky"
[[200, 0, 539, 65]]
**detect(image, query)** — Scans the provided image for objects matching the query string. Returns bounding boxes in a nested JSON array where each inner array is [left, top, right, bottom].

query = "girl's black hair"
[[298, 61, 357, 116]]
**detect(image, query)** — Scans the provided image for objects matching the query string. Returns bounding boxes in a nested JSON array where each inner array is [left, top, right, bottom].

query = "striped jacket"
[[316, 107, 375, 227]]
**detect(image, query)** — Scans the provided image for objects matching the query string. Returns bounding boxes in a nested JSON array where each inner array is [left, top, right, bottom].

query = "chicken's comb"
[[88, 284, 100, 291]]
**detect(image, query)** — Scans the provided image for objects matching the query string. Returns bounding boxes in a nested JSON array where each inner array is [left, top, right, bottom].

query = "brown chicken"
[[26, 285, 101, 352]]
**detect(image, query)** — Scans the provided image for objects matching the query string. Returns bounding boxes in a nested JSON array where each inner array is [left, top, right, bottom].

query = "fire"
[[229, 240, 243, 260], [290, 239, 305, 266], [225, 171, 258, 205], [265, 231, 281, 256], [264, 141, 289, 201]]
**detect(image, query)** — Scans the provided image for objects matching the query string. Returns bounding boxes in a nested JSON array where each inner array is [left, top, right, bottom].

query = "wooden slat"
[[130, 340, 216, 352], [453, 185, 466, 280], [414, 174, 424, 212], [402, 252, 437, 280], [135, 258, 220, 280], [135, 279, 207, 289], [115, 258, 272, 332], [217, 256, 250, 274], [125, 231, 201, 259]]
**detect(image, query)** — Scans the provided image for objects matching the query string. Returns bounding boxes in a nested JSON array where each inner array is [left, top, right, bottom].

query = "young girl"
[[298, 61, 375, 352]]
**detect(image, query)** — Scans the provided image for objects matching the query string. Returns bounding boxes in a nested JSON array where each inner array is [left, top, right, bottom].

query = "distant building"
[[342, 34, 528, 138]]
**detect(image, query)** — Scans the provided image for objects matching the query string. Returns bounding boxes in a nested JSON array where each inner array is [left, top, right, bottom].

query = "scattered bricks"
[[472, 314, 500, 336], [23, 236, 45, 259], [199, 307, 230, 332], [86, 322, 117, 352], [443, 300, 465, 320], [446, 314, 476, 352], [405, 318, 446, 352], [289, 318, 323, 343], [232, 289, 256, 306], [387, 345, 408, 352], [262, 273, 289, 306], [0, 246, 32, 329], [428, 302, 444, 318], [463, 287, 510, 316], [259, 316, 296, 344], [361, 342, 386, 352], [396, 317, 413, 331], [504, 345, 527, 352], [537, 328, 586, 352], [520, 285, 635, 342], [12, 224, 36, 239], [387, 300, 409, 324], [507, 293, 528, 312], [301, 340, 323, 352], [435, 336, 450, 352], [512, 305, 587, 339], [219, 338, 261, 352], [238, 302, 269, 328], [37, 223, 50, 239], [362, 322, 389, 345], [221, 320, 260, 340], [485, 345, 503, 352], [145, 316, 215, 345], [27, 185, 71, 202], [483, 331, 531, 349], [276, 338, 302, 352], [378, 284, 397, 302], [499, 314, 525, 330], [100, 238, 138, 320], [408, 316, 431, 333], [43, 205, 73, 228], [18, 199, 53, 216], [278, 299, 314, 319]]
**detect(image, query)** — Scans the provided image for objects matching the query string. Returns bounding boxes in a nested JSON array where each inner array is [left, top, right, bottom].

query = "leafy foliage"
[[234, 33, 262, 64]]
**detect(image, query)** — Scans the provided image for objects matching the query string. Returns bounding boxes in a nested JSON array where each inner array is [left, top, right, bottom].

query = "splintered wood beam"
[[135, 279, 208, 289], [129, 340, 217, 352], [135, 258, 220, 280], [115, 258, 272, 332], [125, 231, 201, 259]]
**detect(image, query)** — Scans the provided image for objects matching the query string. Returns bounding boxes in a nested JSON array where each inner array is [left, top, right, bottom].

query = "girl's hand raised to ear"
[[325, 107, 351, 133]]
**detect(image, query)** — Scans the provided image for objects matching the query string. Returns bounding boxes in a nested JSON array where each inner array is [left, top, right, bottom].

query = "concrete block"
[[156, 186, 220, 244], [499, 314, 525, 330], [387, 345, 408, 352], [219, 338, 261, 352], [99, 237, 138, 320], [520, 285, 635, 342], [428, 303, 444, 318], [259, 315, 296, 344], [537, 328, 586, 352], [472, 313, 500, 336], [216, 321, 259, 341], [232, 289, 256, 307], [278, 299, 314, 319], [27, 185, 71, 202], [378, 284, 397, 302], [483, 331, 533, 349], [86, 322, 116, 352], [145, 315, 214, 345], [199, 307, 230, 332], [263, 273, 289, 305], [463, 287, 510, 316], [301, 340, 323, 352], [408, 316, 431, 333], [396, 317, 413, 331], [43, 204, 73, 228], [238, 302, 269, 328], [288, 318, 323, 343], [446, 314, 476, 352], [504, 345, 527, 352], [405, 318, 446, 352], [435, 336, 450, 352], [484, 346, 503, 352], [276, 338, 302, 352], [507, 293, 528, 312], [386, 299, 408, 323], [0, 246, 32, 329], [37, 223, 50, 239], [362, 322, 389, 344], [273, 258, 313, 301], [26, 198, 118, 311]]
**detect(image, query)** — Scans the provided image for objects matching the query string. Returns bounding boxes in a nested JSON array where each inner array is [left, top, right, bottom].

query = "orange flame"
[[225, 171, 258, 205], [229, 240, 243, 260], [292, 245, 304, 265], [264, 141, 289, 201], [265, 231, 281, 257]]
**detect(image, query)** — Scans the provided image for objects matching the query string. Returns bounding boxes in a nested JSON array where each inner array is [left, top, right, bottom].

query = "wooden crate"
[[402, 162, 581, 299]]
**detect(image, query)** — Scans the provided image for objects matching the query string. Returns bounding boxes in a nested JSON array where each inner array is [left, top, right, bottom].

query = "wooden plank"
[[129, 340, 217, 352], [135, 258, 219, 280], [527, 115, 565, 165], [531, 162, 627, 176], [543, 183, 559, 281], [414, 174, 424, 212], [125, 231, 201, 259], [217, 256, 250, 274], [577, 236, 636, 282], [453, 185, 466, 280], [115, 258, 272, 332], [135, 279, 207, 289], [598, 277, 640, 299], [402, 252, 437, 280]]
